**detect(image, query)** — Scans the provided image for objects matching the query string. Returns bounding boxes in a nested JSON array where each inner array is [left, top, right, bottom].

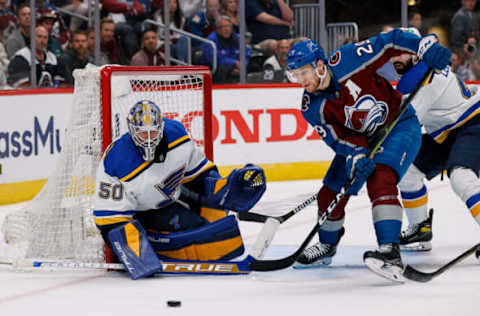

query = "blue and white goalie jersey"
[[92, 118, 214, 229], [397, 62, 480, 143]]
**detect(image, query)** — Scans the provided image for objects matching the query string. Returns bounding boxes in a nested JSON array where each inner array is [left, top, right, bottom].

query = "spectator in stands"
[[263, 38, 289, 71], [451, 49, 472, 81], [99, 18, 127, 64], [86, 28, 109, 65], [152, 0, 188, 62], [61, 0, 88, 31], [39, 10, 64, 58], [57, 29, 90, 85], [408, 7, 424, 34], [202, 15, 250, 83], [220, 0, 239, 33], [131, 29, 165, 66], [0, 0, 16, 42], [177, 0, 203, 19], [37, 0, 70, 46], [457, 33, 479, 80], [451, 0, 478, 51], [6, 3, 29, 59], [101, 0, 150, 60], [189, 0, 220, 52], [7, 25, 64, 88], [245, 0, 293, 46]]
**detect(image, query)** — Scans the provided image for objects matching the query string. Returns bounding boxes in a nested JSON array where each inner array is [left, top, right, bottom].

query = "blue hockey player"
[[390, 29, 480, 258], [92, 100, 266, 279], [285, 30, 451, 282]]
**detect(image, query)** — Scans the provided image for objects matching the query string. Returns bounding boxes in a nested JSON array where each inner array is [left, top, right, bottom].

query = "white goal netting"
[[1, 66, 211, 265]]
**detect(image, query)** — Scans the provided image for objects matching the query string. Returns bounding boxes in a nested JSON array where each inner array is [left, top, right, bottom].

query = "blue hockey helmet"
[[286, 39, 327, 71], [127, 100, 164, 161]]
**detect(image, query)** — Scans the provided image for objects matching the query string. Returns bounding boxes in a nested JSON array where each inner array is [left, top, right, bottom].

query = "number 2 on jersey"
[[355, 40, 373, 56]]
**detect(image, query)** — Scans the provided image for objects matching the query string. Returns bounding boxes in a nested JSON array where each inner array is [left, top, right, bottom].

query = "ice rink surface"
[[0, 177, 479, 316]]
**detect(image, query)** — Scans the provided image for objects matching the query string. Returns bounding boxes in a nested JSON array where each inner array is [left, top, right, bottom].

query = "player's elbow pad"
[[108, 220, 163, 280]]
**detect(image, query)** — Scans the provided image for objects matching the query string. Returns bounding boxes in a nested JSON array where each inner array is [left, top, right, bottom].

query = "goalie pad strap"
[[147, 215, 245, 261], [200, 207, 227, 222], [108, 220, 163, 280]]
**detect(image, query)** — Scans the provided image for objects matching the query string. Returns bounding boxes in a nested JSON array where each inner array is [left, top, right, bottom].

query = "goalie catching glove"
[[201, 163, 266, 212]]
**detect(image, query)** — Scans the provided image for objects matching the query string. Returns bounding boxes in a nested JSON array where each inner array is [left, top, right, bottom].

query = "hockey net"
[[1, 65, 213, 265]]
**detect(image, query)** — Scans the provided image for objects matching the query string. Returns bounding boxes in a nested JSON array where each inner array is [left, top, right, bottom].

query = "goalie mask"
[[127, 100, 164, 161]]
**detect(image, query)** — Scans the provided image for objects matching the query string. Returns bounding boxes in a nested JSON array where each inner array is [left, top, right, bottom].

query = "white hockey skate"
[[364, 243, 406, 283]]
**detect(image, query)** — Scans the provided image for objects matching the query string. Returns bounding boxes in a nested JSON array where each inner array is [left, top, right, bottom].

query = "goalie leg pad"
[[108, 220, 163, 280], [202, 164, 266, 212], [147, 215, 245, 261]]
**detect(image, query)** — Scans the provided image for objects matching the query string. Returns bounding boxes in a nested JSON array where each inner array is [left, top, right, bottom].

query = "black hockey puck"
[[167, 300, 181, 307]]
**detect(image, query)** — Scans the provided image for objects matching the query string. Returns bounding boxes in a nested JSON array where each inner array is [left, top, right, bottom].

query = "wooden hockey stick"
[[403, 243, 480, 282]]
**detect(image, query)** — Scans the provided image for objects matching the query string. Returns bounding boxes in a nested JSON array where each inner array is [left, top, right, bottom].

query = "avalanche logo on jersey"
[[155, 166, 186, 207], [328, 51, 341, 67], [344, 94, 389, 135]]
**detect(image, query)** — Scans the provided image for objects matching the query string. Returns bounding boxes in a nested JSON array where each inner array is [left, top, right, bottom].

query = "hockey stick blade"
[[249, 223, 318, 271], [238, 194, 317, 224], [237, 211, 270, 223], [403, 243, 480, 282]]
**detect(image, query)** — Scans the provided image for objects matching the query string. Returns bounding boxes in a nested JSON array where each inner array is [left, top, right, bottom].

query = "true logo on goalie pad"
[[161, 262, 249, 273]]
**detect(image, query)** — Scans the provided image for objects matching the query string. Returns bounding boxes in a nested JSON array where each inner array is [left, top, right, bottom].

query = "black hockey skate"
[[400, 208, 433, 251], [293, 227, 345, 269], [364, 243, 405, 283]]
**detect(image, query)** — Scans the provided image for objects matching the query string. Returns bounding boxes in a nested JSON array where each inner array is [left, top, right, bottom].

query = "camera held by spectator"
[[468, 43, 477, 54]]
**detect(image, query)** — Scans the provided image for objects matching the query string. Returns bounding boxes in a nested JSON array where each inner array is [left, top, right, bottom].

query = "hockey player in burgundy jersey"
[[391, 30, 480, 258], [286, 29, 451, 282], [92, 100, 266, 279]]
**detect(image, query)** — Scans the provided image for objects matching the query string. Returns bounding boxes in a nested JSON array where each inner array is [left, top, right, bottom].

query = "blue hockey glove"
[[417, 34, 451, 70], [346, 147, 376, 186], [202, 163, 266, 212]]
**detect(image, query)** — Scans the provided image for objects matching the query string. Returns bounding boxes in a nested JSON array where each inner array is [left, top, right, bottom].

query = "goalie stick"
[[5, 230, 318, 275], [403, 243, 480, 282]]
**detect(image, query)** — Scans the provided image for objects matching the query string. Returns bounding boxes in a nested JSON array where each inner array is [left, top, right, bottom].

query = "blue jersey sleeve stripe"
[[185, 158, 209, 177], [93, 210, 136, 217], [182, 161, 216, 183], [430, 101, 480, 140]]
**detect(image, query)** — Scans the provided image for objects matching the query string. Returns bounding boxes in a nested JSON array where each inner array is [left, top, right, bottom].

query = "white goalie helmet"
[[127, 100, 165, 161]]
